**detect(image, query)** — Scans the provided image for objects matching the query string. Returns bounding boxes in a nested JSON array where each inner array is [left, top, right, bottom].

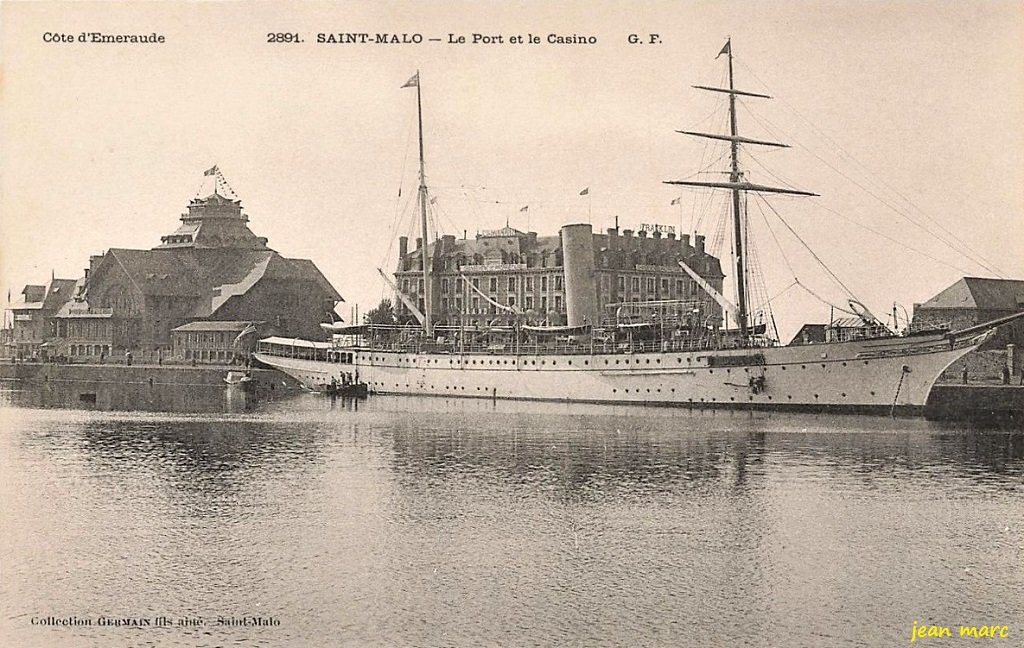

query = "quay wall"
[[925, 385, 1024, 424], [0, 362, 295, 389]]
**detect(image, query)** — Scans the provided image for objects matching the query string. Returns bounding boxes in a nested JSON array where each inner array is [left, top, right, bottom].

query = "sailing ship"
[[255, 43, 1020, 415]]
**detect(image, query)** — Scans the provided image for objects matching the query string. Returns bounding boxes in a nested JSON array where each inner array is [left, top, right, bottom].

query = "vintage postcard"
[[1, 1, 1022, 646]]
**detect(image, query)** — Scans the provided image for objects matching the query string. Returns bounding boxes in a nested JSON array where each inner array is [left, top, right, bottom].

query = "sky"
[[2, 0, 1022, 340]]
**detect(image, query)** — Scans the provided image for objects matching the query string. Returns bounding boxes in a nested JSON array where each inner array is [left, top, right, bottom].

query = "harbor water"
[[1, 382, 1021, 647]]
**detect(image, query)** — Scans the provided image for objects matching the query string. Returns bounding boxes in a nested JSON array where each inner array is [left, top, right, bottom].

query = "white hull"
[[256, 331, 988, 415]]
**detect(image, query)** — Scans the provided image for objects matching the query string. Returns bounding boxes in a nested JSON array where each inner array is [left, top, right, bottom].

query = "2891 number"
[[267, 33, 301, 43]]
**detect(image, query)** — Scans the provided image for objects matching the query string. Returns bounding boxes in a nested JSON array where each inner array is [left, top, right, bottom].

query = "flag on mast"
[[232, 323, 258, 347], [401, 72, 419, 88], [579, 187, 589, 196], [204, 165, 219, 176], [716, 40, 731, 59]]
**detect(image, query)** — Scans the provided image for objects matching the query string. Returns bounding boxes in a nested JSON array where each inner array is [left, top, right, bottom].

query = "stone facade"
[[913, 277, 1024, 348], [394, 224, 725, 328]]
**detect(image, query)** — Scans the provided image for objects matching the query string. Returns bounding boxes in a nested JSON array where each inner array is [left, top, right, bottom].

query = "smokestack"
[[399, 236, 408, 257], [695, 235, 705, 254]]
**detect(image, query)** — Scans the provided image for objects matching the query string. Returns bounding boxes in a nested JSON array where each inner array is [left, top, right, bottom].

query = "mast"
[[665, 39, 816, 344], [725, 39, 749, 340], [412, 70, 432, 337]]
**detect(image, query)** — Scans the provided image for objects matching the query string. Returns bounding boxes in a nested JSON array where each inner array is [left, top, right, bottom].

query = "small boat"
[[224, 370, 253, 385], [323, 379, 368, 398]]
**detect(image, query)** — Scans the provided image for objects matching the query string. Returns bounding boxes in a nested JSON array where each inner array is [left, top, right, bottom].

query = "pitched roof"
[[172, 320, 257, 332], [11, 279, 77, 311], [106, 248, 202, 296], [919, 277, 1024, 311]]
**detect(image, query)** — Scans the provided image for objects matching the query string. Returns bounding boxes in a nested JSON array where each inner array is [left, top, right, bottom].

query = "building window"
[[441, 278, 449, 293], [471, 297, 480, 312], [489, 278, 498, 293], [617, 275, 625, 290], [455, 297, 462, 311], [441, 297, 449, 311], [508, 277, 516, 292], [541, 296, 548, 311], [525, 277, 533, 291], [555, 276, 563, 290], [525, 296, 533, 309], [472, 278, 480, 290], [632, 277, 640, 292], [541, 276, 548, 292], [647, 277, 656, 292], [507, 296, 516, 307], [661, 278, 669, 293], [402, 278, 409, 292], [678, 280, 685, 296], [554, 295, 563, 312]]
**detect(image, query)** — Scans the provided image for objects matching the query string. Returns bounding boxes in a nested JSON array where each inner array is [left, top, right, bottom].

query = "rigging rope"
[[754, 194, 862, 303], [734, 57, 1006, 278]]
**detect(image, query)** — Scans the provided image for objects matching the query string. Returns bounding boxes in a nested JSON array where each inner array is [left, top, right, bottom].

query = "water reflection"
[[1, 391, 1021, 648]]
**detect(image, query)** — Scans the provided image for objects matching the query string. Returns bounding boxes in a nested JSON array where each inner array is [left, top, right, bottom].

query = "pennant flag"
[[401, 72, 419, 88], [520, 205, 529, 212], [579, 187, 589, 196], [670, 197, 681, 205], [716, 40, 731, 60], [232, 323, 258, 347], [204, 165, 219, 176]]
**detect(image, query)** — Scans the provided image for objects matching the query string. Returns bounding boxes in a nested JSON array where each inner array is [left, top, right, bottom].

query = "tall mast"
[[665, 39, 816, 344], [414, 70, 432, 337], [724, 38, 749, 340]]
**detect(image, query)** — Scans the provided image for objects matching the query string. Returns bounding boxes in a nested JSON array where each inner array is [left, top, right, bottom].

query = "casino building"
[[392, 223, 725, 328], [10, 169, 343, 362]]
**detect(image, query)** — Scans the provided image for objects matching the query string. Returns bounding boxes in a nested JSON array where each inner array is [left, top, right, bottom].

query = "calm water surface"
[[1, 383, 1021, 647]]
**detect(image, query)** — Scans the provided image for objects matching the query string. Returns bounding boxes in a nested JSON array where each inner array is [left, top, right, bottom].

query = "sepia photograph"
[[1, 1, 1022, 646]]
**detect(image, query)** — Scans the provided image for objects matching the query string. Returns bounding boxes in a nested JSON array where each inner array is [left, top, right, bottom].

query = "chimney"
[[681, 234, 691, 249], [416, 237, 423, 251], [622, 229, 633, 238], [652, 230, 662, 239], [638, 229, 648, 238], [399, 236, 408, 257], [695, 235, 705, 254], [667, 232, 676, 240]]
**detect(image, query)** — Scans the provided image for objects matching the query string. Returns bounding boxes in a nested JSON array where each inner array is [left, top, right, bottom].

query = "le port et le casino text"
[[42, 31, 664, 46]]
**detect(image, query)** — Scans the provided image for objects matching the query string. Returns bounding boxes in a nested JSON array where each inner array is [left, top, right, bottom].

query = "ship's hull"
[[256, 330, 990, 415]]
